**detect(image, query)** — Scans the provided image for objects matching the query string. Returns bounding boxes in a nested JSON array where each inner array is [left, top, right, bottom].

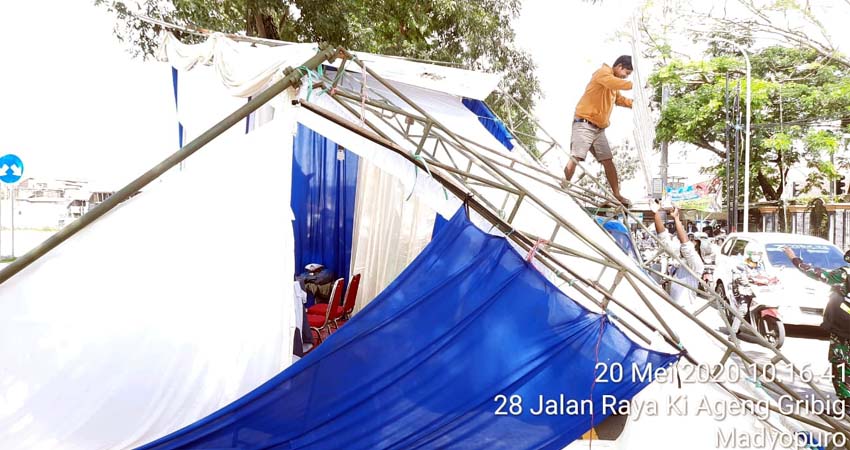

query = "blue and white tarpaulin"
[[139, 209, 678, 450], [462, 98, 514, 150]]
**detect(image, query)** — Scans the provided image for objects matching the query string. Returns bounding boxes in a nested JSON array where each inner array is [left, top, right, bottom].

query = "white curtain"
[[349, 159, 436, 313], [0, 109, 298, 450]]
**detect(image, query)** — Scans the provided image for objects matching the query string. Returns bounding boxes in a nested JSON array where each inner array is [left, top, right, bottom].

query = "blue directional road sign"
[[0, 154, 24, 184]]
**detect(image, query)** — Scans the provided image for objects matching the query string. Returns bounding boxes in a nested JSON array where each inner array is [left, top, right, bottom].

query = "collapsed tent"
[[139, 209, 677, 450], [0, 31, 825, 449]]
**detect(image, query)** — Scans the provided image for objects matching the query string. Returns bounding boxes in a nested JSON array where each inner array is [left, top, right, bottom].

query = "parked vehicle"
[[713, 232, 846, 329]]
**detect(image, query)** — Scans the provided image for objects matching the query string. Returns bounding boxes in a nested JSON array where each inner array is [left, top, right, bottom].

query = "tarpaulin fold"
[[461, 98, 514, 150], [596, 218, 640, 264], [139, 209, 677, 450]]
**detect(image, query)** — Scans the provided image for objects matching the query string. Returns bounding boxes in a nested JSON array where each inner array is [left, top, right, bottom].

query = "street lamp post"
[[706, 37, 751, 232]]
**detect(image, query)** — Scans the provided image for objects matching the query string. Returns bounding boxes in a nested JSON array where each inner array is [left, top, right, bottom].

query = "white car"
[[713, 232, 846, 327]]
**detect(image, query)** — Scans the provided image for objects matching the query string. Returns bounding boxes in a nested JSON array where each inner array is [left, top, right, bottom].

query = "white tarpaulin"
[[0, 110, 298, 450], [161, 33, 502, 100]]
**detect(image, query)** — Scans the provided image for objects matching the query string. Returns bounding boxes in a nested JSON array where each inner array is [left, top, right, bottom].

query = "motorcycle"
[[699, 265, 715, 299], [720, 269, 785, 349]]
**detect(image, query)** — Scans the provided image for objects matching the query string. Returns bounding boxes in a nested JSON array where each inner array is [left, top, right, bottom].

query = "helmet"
[[745, 243, 763, 263], [844, 249, 850, 264]]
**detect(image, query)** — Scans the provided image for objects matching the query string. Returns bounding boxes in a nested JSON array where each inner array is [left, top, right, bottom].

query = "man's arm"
[[671, 207, 704, 273], [653, 206, 665, 234], [783, 247, 845, 287], [671, 207, 688, 244], [650, 201, 675, 255], [615, 92, 633, 108], [596, 72, 633, 90]]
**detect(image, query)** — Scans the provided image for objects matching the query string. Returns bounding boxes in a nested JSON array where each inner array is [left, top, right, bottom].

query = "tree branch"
[[694, 138, 727, 159]]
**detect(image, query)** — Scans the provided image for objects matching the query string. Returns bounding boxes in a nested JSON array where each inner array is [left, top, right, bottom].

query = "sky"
[[0, 1, 846, 196], [0, 0, 175, 187]]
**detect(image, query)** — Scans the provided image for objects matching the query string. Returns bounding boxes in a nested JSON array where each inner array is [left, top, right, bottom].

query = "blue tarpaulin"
[[139, 209, 677, 450], [291, 124, 359, 284], [596, 218, 639, 263], [462, 98, 514, 151]]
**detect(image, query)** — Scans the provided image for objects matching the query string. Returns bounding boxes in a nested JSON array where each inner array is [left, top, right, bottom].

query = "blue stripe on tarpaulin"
[[290, 124, 358, 288], [596, 218, 640, 264], [137, 208, 678, 450], [170, 67, 184, 148], [462, 98, 514, 150]]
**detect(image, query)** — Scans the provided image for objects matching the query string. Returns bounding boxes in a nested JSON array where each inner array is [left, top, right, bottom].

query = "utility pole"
[[660, 85, 670, 198], [724, 74, 731, 232], [732, 82, 746, 231]]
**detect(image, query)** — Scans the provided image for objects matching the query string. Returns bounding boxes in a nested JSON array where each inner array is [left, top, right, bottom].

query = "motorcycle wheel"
[[715, 284, 735, 326], [758, 316, 785, 349]]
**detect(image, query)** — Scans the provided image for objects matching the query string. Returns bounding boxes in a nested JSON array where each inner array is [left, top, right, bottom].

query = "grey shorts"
[[570, 121, 613, 161]]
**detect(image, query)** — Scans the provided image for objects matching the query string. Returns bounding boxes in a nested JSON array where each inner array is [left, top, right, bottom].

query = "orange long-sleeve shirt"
[[574, 64, 633, 129]]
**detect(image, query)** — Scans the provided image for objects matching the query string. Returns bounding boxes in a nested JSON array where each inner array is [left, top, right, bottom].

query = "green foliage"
[[649, 45, 850, 202], [95, 0, 540, 147]]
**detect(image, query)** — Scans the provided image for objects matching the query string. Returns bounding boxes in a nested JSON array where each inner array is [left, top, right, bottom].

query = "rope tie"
[[603, 308, 620, 321], [526, 239, 549, 263], [295, 64, 324, 102]]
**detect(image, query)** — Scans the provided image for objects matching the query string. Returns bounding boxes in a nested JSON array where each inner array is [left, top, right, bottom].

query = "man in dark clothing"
[[783, 246, 850, 407], [296, 264, 337, 303]]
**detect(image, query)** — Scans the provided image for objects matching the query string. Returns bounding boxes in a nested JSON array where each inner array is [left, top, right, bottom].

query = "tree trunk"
[[245, 0, 280, 40], [756, 169, 779, 201]]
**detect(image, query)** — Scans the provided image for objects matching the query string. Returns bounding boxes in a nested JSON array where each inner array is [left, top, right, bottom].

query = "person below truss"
[[651, 202, 704, 306], [782, 246, 850, 415], [563, 55, 634, 208]]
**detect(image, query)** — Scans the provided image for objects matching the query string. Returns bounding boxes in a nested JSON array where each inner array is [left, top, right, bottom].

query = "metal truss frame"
[[306, 50, 850, 437]]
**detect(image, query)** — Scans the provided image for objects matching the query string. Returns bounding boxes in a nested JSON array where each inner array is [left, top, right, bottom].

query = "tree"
[[633, 0, 850, 70], [95, 0, 541, 147], [576, 142, 640, 196], [648, 45, 850, 203]]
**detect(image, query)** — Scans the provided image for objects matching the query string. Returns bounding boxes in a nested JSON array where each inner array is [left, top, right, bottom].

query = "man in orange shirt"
[[563, 55, 634, 207]]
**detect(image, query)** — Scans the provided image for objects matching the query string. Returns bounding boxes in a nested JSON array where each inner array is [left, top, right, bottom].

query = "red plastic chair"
[[339, 273, 361, 324], [308, 274, 361, 330], [307, 278, 343, 344]]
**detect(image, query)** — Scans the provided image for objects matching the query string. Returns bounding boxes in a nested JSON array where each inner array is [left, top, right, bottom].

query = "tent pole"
[[0, 45, 340, 286]]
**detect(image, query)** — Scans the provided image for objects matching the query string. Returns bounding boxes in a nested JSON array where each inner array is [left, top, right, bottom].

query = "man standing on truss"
[[563, 55, 634, 208]]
